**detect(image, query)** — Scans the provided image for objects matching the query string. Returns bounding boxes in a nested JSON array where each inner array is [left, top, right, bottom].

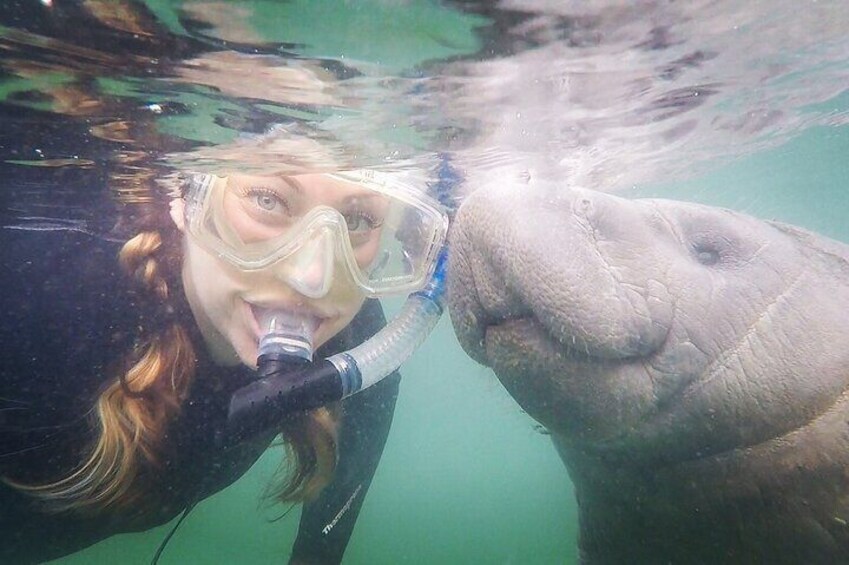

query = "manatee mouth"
[[482, 312, 649, 364], [482, 317, 552, 360], [481, 316, 612, 374], [480, 314, 654, 445]]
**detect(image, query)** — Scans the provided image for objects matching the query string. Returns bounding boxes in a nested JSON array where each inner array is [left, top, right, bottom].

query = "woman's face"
[[171, 172, 388, 367]]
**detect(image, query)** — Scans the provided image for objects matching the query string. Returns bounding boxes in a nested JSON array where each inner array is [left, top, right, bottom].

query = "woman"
[[0, 165, 448, 563]]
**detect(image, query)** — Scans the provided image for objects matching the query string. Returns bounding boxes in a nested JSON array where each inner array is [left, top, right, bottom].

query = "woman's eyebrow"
[[280, 176, 304, 194]]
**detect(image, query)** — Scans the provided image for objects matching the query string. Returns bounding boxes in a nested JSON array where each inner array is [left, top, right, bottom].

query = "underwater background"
[[1, 1, 847, 563]]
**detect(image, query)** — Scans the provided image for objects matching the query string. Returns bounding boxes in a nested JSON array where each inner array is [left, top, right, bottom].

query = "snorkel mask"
[[181, 168, 452, 445], [183, 170, 447, 296]]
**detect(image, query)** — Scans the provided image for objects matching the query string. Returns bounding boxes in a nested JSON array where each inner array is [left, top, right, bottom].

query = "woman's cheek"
[[354, 236, 381, 269]]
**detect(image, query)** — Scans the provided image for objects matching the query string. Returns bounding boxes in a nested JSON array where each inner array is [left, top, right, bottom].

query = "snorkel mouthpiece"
[[257, 310, 315, 367], [223, 310, 342, 445]]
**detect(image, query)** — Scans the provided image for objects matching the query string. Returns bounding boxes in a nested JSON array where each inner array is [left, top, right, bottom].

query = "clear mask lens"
[[184, 172, 448, 295]]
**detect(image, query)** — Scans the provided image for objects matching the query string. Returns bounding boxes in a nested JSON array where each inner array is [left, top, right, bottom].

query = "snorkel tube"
[[223, 249, 447, 444]]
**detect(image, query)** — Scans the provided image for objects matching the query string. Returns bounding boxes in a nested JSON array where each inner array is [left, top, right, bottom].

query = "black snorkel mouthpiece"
[[255, 310, 314, 378], [225, 359, 344, 444], [222, 310, 345, 446]]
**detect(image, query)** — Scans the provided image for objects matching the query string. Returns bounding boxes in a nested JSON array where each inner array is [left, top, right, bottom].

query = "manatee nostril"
[[573, 197, 594, 217]]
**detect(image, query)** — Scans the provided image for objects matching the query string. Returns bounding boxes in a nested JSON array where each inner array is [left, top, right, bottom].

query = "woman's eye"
[[246, 189, 288, 215], [343, 211, 381, 234], [254, 193, 280, 211]]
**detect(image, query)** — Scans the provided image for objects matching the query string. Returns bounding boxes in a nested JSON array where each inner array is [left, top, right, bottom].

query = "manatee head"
[[448, 182, 849, 466]]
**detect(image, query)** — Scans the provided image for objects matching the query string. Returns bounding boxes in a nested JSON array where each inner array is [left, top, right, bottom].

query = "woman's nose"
[[275, 228, 335, 298]]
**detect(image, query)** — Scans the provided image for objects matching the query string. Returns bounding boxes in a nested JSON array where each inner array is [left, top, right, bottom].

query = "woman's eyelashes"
[[342, 208, 383, 233]]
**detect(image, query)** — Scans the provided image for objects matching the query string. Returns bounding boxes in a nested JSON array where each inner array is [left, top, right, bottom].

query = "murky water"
[[2, 1, 848, 563]]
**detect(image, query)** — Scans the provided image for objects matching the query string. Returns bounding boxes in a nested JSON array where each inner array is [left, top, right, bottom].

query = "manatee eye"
[[693, 244, 720, 265]]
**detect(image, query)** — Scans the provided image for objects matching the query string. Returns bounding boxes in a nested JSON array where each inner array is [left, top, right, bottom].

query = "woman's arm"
[[288, 369, 401, 564]]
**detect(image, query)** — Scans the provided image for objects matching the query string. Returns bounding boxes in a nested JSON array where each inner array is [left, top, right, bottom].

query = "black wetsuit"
[[0, 226, 400, 564]]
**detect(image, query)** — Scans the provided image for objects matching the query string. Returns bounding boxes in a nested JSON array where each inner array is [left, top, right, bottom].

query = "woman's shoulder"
[[0, 228, 144, 467], [1, 226, 141, 356]]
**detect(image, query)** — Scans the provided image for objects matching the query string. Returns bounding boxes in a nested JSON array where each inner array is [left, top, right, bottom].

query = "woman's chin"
[[223, 329, 258, 368], [234, 341, 260, 368]]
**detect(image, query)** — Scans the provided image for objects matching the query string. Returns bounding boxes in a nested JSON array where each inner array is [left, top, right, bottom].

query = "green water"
[[146, 0, 483, 72], [632, 123, 849, 241], [11, 0, 847, 563], [46, 123, 847, 565], [56, 119, 849, 565]]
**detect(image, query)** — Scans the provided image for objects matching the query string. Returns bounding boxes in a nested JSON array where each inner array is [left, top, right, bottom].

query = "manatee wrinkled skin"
[[448, 183, 849, 564]]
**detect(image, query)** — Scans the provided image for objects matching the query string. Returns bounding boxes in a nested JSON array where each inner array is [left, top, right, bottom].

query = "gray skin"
[[447, 182, 849, 564]]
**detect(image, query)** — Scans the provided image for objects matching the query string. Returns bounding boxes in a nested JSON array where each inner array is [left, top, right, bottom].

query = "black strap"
[[150, 500, 197, 565]]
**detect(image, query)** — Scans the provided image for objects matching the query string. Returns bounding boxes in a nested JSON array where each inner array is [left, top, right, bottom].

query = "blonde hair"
[[271, 405, 340, 503], [9, 199, 339, 513]]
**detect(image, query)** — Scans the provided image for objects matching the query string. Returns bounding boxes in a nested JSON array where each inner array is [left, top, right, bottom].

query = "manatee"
[[447, 183, 849, 564]]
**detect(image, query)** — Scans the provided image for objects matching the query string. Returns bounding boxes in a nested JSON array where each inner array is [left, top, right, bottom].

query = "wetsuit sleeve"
[[289, 369, 401, 564]]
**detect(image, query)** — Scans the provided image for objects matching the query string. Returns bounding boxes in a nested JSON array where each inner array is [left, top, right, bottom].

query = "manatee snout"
[[448, 185, 672, 368], [447, 185, 677, 437]]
